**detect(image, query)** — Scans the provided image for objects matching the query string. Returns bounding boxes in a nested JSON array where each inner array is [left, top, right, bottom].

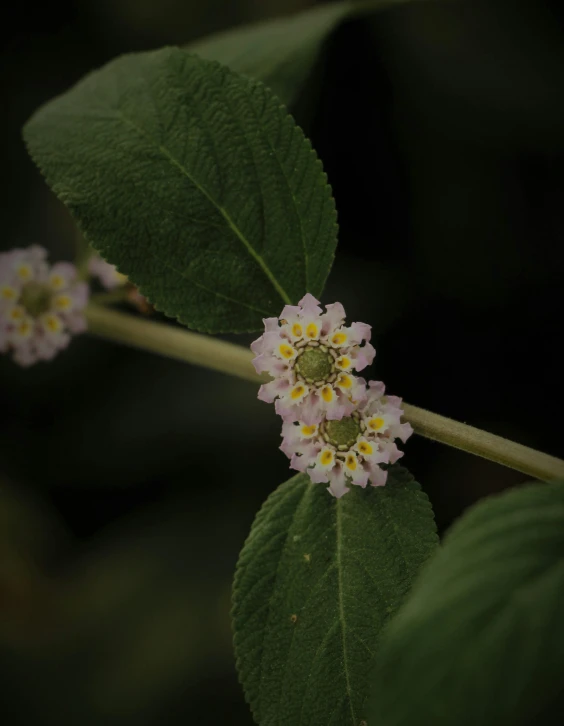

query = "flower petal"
[[320, 302, 346, 336], [288, 453, 307, 472], [65, 312, 88, 334], [397, 421, 413, 443], [293, 391, 324, 426], [349, 321, 372, 345], [259, 378, 289, 403], [322, 389, 354, 421], [297, 293, 322, 317], [368, 464, 388, 487], [252, 353, 289, 376], [280, 304, 301, 321], [326, 464, 350, 499], [309, 466, 330, 484], [12, 341, 38, 367], [352, 342, 376, 371], [69, 281, 89, 310]]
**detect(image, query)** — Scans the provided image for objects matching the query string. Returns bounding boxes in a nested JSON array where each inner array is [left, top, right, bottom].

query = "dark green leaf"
[[232, 465, 437, 725], [367, 480, 564, 726], [23, 48, 337, 333], [188, 2, 351, 108], [187, 0, 415, 110]]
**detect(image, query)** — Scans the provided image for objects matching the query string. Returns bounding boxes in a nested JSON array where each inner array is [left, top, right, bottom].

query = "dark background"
[[1, 0, 563, 723]]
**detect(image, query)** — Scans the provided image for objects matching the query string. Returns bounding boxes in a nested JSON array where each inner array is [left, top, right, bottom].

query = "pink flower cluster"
[[252, 294, 412, 498], [0, 246, 88, 367]]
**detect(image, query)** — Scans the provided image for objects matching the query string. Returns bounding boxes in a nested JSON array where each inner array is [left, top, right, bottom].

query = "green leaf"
[[187, 2, 351, 108], [187, 0, 415, 110], [367, 480, 564, 726], [23, 48, 338, 333], [232, 465, 438, 725]]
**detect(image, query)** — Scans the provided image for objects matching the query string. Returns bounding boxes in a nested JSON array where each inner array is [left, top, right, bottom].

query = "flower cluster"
[[252, 294, 374, 423], [0, 246, 88, 367], [252, 295, 412, 497]]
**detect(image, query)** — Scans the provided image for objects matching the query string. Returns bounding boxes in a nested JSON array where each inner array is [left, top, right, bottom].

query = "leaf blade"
[[187, 0, 417, 109], [367, 480, 564, 726], [187, 2, 352, 107], [23, 48, 338, 332], [232, 466, 438, 725]]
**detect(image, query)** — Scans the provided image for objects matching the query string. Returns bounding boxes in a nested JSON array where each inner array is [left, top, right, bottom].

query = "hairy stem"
[[85, 304, 564, 482], [86, 303, 258, 383], [401, 404, 564, 482]]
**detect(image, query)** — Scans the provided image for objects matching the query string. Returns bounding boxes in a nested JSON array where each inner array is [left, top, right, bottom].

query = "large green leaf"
[[188, 2, 352, 108], [232, 466, 438, 725], [23, 48, 337, 333], [367, 480, 564, 726]]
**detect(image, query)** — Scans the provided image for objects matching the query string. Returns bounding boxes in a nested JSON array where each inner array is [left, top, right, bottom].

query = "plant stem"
[[85, 303, 261, 383], [85, 304, 564, 483], [401, 404, 564, 482]]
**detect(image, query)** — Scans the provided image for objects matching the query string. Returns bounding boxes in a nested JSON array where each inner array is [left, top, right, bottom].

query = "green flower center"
[[20, 282, 52, 317], [324, 416, 361, 449], [295, 347, 334, 383]]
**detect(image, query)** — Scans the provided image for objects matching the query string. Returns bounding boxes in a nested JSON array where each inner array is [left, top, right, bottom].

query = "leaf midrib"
[[117, 109, 293, 306], [336, 498, 357, 725]]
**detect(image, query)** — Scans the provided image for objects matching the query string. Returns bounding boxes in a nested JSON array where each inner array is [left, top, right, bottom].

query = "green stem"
[[85, 303, 259, 383], [85, 304, 564, 483]]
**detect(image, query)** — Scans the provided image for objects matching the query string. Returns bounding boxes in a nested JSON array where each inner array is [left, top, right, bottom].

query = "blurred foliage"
[[0, 481, 246, 725], [368, 480, 564, 726], [2, 0, 564, 723], [188, 1, 350, 107]]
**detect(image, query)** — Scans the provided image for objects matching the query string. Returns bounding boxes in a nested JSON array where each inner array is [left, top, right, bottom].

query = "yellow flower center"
[[320, 450, 334, 466], [301, 424, 317, 437], [292, 323, 303, 338], [306, 323, 319, 339], [17, 264, 32, 281], [50, 274, 65, 290], [1, 285, 17, 300], [357, 441, 373, 456], [44, 314, 62, 333], [368, 417, 385, 432], [336, 374, 353, 389], [345, 454, 357, 471], [290, 385, 306, 400], [331, 331, 347, 346], [53, 294, 72, 311], [17, 320, 32, 337], [279, 343, 296, 360], [321, 385, 334, 403], [9, 306, 24, 321]]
